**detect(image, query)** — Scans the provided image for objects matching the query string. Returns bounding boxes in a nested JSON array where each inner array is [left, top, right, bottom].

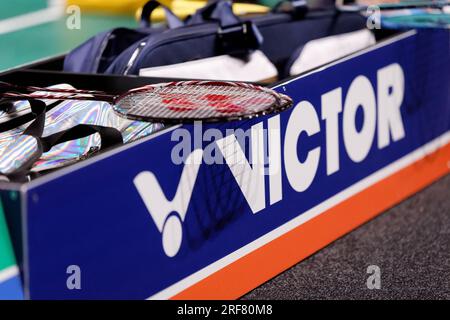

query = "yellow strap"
[[135, 0, 269, 22], [66, 0, 153, 15], [66, 0, 269, 18]]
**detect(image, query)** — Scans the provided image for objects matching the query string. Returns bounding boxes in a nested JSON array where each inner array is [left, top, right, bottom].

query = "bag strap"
[[191, 0, 263, 55], [217, 21, 263, 55], [40, 124, 123, 153], [273, 0, 309, 18], [22, 99, 46, 138], [140, 0, 184, 29], [0, 100, 61, 133], [187, 0, 240, 26], [0, 99, 123, 181]]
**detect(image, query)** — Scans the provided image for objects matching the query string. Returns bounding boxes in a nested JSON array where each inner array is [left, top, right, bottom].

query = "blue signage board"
[[15, 29, 450, 299]]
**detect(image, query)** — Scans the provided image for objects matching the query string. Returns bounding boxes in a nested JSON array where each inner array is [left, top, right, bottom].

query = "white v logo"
[[134, 149, 203, 257]]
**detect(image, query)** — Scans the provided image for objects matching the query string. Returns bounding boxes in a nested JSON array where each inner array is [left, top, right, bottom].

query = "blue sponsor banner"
[[0, 275, 23, 300], [24, 30, 449, 299]]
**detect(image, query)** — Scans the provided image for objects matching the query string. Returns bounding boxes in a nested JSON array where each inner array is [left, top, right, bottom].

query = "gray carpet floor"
[[243, 174, 450, 300]]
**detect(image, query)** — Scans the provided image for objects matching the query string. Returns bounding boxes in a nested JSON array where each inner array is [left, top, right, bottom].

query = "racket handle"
[[0, 91, 114, 103], [0, 81, 108, 96]]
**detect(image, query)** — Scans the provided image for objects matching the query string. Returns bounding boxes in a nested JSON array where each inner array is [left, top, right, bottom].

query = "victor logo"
[[134, 63, 406, 257], [133, 149, 203, 257]]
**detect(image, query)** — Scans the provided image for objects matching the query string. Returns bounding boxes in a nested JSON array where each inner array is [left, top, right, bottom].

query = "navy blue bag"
[[65, 0, 369, 79], [104, 0, 368, 77], [105, 0, 263, 75], [63, 0, 186, 73]]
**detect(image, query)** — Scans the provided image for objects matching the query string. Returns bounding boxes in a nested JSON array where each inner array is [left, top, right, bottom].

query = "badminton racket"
[[0, 80, 293, 124]]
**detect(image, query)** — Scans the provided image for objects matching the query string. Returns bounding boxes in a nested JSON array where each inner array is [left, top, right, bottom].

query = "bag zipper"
[[93, 31, 114, 73], [121, 23, 222, 75], [123, 41, 148, 75]]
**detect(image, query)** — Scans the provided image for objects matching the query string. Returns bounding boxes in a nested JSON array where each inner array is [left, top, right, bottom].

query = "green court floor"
[[0, 0, 136, 71]]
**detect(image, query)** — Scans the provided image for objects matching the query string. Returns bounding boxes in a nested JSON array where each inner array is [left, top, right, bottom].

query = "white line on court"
[[0, 265, 19, 284], [0, 0, 65, 35]]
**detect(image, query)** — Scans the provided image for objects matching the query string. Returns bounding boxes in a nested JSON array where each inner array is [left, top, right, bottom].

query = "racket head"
[[113, 81, 293, 124]]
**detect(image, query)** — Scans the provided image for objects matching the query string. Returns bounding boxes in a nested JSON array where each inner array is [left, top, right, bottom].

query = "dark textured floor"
[[243, 174, 450, 300]]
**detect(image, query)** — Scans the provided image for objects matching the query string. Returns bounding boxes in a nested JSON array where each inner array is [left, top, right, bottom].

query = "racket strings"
[[188, 136, 260, 239], [117, 84, 286, 122]]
